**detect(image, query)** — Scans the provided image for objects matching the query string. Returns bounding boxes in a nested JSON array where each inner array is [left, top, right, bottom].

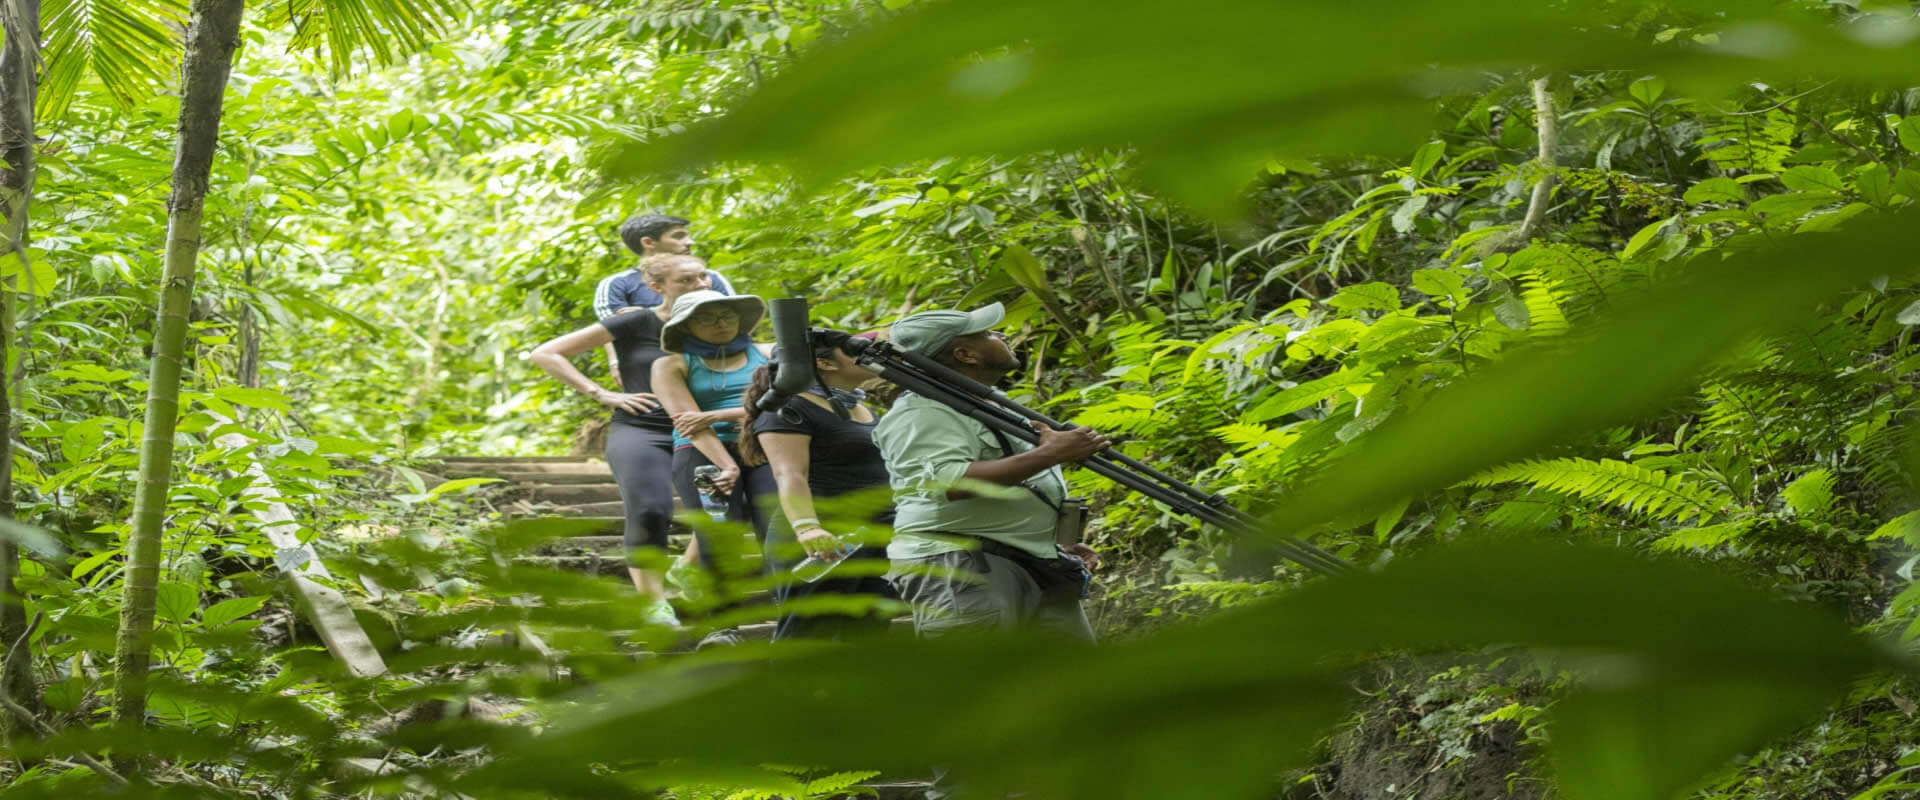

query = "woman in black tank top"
[[738, 330, 900, 641], [529, 254, 712, 627]]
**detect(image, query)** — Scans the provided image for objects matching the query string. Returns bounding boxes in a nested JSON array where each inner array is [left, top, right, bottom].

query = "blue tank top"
[[673, 347, 769, 449]]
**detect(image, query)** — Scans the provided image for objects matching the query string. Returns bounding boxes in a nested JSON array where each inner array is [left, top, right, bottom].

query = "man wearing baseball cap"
[[871, 302, 1111, 641]]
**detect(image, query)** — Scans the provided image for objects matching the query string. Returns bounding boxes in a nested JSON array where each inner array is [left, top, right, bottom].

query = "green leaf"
[[1900, 117, 1920, 154], [0, 518, 66, 560], [1683, 177, 1746, 206], [1858, 164, 1895, 207], [212, 387, 293, 413], [1411, 268, 1466, 303], [0, 249, 59, 297], [423, 477, 503, 502], [996, 244, 1051, 293], [1409, 140, 1445, 181], [1326, 282, 1400, 313], [202, 596, 268, 628], [1621, 217, 1674, 260], [603, 0, 1920, 216], [1247, 371, 1370, 422], [1750, 192, 1841, 219], [1780, 165, 1846, 194], [156, 582, 199, 624], [1260, 210, 1920, 543], [1628, 75, 1666, 105], [467, 542, 1889, 800], [1896, 169, 1920, 202]]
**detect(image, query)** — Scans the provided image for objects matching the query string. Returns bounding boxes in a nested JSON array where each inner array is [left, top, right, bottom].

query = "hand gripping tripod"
[[757, 299, 1351, 576]]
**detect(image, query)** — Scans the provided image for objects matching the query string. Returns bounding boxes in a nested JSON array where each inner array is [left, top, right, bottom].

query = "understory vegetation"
[[8, 0, 1920, 798]]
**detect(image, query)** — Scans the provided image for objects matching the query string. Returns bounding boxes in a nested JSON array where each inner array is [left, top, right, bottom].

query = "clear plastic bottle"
[[691, 465, 728, 522], [790, 528, 863, 584]]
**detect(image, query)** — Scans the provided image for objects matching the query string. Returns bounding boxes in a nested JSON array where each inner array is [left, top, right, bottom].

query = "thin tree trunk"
[[113, 0, 245, 729], [0, 0, 42, 732], [1513, 76, 1557, 243]]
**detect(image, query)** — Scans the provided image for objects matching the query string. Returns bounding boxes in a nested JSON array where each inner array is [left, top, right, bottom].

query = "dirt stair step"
[[531, 534, 718, 554], [441, 469, 613, 485], [511, 483, 624, 505], [439, 461, 610, 476], [550, 501, 626, 517], [436, 456, 586, 465], [514, 553, 762, 577]]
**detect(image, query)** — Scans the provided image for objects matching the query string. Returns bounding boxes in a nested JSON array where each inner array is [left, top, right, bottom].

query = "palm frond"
[[264, 0, 467, 77], [1465, 457, 1734, 524], [40, 0, 187, 119]]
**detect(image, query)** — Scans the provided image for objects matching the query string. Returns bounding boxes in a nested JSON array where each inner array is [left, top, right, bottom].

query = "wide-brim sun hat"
[[661, 290, 766, 353], [889, 302, 1005, 357]]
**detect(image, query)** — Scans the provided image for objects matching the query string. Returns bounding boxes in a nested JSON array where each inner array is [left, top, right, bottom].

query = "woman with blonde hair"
[[530, 253, 711, 627]]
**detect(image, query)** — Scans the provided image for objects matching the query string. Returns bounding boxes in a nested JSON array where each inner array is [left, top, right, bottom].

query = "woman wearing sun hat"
[[652, 289, 780, 569]]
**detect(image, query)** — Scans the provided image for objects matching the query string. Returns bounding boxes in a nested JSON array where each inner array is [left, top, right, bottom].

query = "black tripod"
[[835, 336, 1352, 576]]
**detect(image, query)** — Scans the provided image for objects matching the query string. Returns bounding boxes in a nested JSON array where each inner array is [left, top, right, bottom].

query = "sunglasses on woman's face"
[[690, 309, 739, 326]]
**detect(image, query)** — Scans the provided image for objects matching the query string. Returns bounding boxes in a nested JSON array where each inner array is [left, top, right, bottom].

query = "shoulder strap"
[[986, 426, 1060, 513]]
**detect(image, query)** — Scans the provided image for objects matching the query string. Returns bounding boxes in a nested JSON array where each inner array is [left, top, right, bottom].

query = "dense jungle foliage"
[[11, 0, 1920, 797]]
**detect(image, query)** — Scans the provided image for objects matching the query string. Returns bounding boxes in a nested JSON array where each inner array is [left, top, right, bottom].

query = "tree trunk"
[[1513, 76, 1557, 243], [112, 0, 245, 729], [0, 0, 42, 732]]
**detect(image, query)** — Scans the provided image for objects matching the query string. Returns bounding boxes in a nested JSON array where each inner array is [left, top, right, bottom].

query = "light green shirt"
[[872, 392, 1066, 560]]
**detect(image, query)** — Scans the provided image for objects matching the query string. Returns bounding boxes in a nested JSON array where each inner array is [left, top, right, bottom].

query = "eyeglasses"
[[689, 309, 739, 326]]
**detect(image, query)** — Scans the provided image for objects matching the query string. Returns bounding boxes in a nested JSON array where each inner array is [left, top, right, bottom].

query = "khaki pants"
[[890, 549, 1094, 641]]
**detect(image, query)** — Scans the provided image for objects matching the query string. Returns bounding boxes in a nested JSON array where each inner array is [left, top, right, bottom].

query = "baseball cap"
[[889, 302, 1006, 356]]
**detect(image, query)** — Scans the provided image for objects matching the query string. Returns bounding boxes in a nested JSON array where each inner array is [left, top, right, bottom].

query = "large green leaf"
[[464, 542, 1896, 800], [40, 0, 188, 119], [605, 0, 1920, 215]]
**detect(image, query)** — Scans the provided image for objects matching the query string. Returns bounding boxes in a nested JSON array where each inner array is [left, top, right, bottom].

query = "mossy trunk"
[[112, 0, 246, 729], [0, 0, 42, 731]]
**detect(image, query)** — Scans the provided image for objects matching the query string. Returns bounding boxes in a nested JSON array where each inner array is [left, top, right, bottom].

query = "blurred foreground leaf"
[[608, 0, 1920, 215], [468, 542, 1900, 800]]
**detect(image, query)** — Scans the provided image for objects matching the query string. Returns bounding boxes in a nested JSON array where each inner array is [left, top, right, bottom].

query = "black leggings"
[[606, 424, 676, 551], [670, 442, 777, 570]]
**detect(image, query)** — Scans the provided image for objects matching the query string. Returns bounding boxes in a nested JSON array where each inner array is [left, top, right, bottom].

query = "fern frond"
[[1465, 457, 1733, 524], [1651, 519, 1757, 552], [1516, 271, 1569, 338], [1482, 498, 1565, 530], [1781, 468, 1837, 518]]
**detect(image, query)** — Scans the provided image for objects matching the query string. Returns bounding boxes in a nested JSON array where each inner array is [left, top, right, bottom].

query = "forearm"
[[687, 431, 738, 472], [960, 449, 1061, 488], [771, 469, 820, 528], [602, 342, 624, 391], [708, 407, 748, 425], [533, 351, 605, 400]]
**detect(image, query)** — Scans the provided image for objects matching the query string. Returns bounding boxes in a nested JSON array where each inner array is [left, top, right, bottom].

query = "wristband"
[[789, 518, 821, 529]]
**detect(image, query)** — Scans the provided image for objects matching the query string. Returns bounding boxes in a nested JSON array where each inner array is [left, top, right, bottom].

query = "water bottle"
[[790, 528, 863, 584], [691, 465, 728, 522]]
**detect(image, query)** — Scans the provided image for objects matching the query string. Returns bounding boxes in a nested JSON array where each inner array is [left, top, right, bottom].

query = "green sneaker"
[[643, 600, 681, 628], [666, 561, 704, 602]]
